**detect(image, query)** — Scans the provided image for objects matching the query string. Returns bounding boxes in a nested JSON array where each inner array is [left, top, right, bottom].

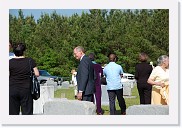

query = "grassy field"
[[54, 85, 140, 115]]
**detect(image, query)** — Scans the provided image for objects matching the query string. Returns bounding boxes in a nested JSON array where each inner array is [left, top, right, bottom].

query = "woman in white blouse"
[[147, 55, 169, 105]]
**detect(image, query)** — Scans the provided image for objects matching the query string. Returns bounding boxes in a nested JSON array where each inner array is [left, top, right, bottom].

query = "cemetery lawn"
[[54, 85, 140, 115]]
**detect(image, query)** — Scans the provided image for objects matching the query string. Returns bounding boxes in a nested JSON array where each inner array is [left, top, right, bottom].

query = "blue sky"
[[9, 9, 90, 21]]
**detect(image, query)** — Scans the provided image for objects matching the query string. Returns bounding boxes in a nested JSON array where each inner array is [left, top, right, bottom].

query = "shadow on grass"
[[102, 109, 122, 115], [115, 110, 122, 115]]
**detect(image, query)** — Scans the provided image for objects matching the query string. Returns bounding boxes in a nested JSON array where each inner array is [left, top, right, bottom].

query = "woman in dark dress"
[[89, 53, 103, 115], [135, 52, 153, 104], [9, 43, 39, 115]]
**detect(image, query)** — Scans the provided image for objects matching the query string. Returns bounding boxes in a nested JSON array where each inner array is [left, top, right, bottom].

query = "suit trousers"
[[82, 93, 94, 102], [137, 83, 152, 104], [9, 87, 33, 115], [107, 89, 126, 115]]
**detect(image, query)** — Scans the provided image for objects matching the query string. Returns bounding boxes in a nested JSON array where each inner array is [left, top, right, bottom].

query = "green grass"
[[54, 86, 75, 99], [125, 85, 140, 108], [54, 85, 140, 115]]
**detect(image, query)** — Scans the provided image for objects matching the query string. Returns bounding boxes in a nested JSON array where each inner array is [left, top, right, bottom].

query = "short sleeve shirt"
[[149, 66, 169, 89], [9, 57, 36, 89], [103, 62, 123, 90]]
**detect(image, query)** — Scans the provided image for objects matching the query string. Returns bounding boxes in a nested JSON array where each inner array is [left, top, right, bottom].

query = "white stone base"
[[43, 98, 96, 115], [33, 86, 54, 114]]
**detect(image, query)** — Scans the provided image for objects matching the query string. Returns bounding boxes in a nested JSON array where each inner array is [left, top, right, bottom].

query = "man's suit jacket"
[[76, 55, 95, 95]]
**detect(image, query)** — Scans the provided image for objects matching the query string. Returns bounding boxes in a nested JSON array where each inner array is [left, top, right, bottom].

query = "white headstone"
[[43, 98, 96, 115], [126, 105, 169, 115], [60, 81, 70, 89], [101, 85, 109, 105], [123, 82, 133, 96], [33, 86, 54, 114]]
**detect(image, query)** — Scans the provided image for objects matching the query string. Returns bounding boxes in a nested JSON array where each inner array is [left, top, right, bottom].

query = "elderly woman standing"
[[147, 55, 169, 105]]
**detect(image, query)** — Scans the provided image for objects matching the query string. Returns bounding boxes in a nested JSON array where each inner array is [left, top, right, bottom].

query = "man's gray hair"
[[75, 46, 85, 53], [157, 55, 169, 66]]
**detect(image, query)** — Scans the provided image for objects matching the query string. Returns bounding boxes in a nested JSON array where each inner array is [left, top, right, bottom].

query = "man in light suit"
[[73, 46, 95, 102]]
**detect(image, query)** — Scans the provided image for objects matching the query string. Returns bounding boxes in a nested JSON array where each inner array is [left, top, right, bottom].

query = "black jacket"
[[135, 62, 153, 84]]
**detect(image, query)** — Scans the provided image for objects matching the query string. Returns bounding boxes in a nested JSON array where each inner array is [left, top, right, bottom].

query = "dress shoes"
[[121, 112, 126, 115], [97, 113, 103, 115]]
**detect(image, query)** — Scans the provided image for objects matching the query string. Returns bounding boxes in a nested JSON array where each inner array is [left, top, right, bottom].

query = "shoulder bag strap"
[[29, 59, 33, 77]]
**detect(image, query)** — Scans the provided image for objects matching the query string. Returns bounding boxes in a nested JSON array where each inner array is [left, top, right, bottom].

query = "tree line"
[[9, 9, 169, 77]]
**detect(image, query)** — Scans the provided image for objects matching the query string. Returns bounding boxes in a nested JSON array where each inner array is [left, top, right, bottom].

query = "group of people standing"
[[135, 53, 169, 105], [9, 42, 169, 115], [73, 46, 126, 115], [73, 46, 169, 115]]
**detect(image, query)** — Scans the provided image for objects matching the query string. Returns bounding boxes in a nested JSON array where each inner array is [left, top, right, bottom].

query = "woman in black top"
[[9, 43, 39, 115], [135, 52, 153, 104]]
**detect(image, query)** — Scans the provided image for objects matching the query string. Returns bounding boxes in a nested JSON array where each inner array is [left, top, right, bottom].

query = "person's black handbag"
[[29, 59, 40, 100], [101, 77, 107, 85]]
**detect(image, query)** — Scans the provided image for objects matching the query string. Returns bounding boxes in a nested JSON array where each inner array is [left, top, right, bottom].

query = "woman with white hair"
[[147, 55, 169, 105]]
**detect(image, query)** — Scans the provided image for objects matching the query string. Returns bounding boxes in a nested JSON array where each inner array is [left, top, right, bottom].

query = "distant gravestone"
[[126, 105, 169, 115], [123, 82, 133, 96], [33, 86, 54, 114], [101, 82, 136, 106], [43, 98, 96, 115], [44, 80, 58, 91], [101, 85, 109, 105], [60, 81, 70, 89]]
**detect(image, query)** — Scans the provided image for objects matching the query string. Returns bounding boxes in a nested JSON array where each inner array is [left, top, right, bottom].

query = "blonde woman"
[[147, 55, 169, 105]]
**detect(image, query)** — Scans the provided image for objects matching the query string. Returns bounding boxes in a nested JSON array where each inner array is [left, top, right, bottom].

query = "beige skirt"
[[151, 85, 169, 105]]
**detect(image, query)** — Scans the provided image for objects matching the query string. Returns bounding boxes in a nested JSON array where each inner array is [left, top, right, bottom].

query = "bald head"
[[109, 54, 116, 62]]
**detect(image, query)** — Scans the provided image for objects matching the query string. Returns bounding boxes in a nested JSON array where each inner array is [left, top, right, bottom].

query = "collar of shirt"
[[80, 54, 85, 61], [92, 61, 97, 64], [109, 62, 116, 64]]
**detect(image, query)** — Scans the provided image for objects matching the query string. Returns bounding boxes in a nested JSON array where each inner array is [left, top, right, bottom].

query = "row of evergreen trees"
[[9, 9, 169, 77]]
